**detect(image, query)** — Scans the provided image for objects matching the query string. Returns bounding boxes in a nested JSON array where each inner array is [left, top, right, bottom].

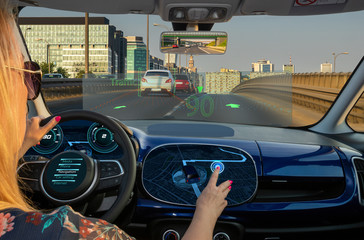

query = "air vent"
[[353, 157, 364, 204]]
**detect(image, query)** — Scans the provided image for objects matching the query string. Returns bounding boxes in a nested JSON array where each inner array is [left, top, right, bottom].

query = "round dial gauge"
[[33, 125, 63, 154], [87, 123, 118, 153]]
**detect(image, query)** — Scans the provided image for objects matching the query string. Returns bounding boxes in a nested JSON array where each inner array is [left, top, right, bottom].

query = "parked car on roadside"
[[42, 73, 63, 79]]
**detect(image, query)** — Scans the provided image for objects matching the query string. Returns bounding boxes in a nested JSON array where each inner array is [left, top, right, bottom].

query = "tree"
[[56, 67, 70, 78], [75, 70, 95, 79], [75, 70, 85, 79], [39, 62, 55, 74]]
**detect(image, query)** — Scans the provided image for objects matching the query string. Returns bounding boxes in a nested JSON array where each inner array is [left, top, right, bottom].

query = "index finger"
[[41, 116, 59, 134], [207, 166, 220, 187]]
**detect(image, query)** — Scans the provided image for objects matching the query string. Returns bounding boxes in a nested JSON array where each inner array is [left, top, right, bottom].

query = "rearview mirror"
[[160, 31, 227, 55]]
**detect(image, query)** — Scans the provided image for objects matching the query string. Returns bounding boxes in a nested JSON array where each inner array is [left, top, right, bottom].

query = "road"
[[163, 45, 225, 55], [46, 89, 292, 127]]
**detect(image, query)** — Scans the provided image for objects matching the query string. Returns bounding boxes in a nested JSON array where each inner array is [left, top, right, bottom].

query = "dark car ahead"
[[174, 74, 193, 93]]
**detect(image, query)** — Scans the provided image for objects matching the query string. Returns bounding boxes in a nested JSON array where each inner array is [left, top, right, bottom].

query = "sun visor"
[[14, 0, 155, 14], [241, 0, 364, 16]]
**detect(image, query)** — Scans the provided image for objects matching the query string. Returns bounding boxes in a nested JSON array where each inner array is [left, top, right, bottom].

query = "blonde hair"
[[0, 0, 34, 211]]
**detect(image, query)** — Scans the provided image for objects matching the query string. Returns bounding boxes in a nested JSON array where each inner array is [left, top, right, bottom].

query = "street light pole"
[[47, 44, 50, 73], [332, 52, 349, 72], [146, 15, 149, 70], [24, 27, 31, 42], [153, 23, 172, 71], [85, 12, 89, 77], [36, 38, 50, 73]]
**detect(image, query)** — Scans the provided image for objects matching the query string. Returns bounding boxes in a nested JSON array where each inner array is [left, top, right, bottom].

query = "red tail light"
[[165, 79, 172, 83], [142, 78, 147, 83], [185, 82, 190, 85]]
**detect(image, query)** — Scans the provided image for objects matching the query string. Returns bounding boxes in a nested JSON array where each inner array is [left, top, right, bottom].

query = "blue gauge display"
[[33, 125, 63, 155], [87, 123, 118, 153]]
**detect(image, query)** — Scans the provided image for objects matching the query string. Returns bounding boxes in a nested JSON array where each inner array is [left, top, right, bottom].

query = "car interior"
[[7, 0, 364, 239]]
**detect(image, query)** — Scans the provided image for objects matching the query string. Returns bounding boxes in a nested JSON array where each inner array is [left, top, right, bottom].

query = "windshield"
[[19, 8, 363, 128], [175, 75, 189, 80], [145, 71, 169, 77]]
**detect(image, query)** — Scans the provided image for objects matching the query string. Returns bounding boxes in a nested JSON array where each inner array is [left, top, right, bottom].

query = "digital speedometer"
[[87, 123, 118, 153], [33, 125, 63, 154]]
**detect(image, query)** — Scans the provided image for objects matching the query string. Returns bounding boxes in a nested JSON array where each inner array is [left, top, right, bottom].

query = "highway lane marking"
[[163, 94, 197, 117], [226, 103, 240, 109], [114, 105, 126, 109], [164, 101, 186, 117], [198, 46, 210, 54], [89, 90, 137, 111]]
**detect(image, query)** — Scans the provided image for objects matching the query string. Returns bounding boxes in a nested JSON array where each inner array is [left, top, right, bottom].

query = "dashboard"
[[21, 118, 364, 240]]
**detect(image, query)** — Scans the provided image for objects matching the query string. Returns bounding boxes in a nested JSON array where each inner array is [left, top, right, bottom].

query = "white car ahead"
[[140, 70, 175, 97]]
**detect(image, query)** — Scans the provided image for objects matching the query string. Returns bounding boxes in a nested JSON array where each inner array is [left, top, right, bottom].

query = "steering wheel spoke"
[[97, 160, 124, 191], [18, 156, 50, 191]]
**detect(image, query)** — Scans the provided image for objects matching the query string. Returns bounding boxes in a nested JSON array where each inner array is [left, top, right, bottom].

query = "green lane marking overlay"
[[197, 86, 203, 93], [226, 104, 240, 109], [114, 106, 126, 109]]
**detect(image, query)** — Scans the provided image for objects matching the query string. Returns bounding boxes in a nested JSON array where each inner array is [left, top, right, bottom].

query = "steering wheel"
[[18, 110, 136, 222]]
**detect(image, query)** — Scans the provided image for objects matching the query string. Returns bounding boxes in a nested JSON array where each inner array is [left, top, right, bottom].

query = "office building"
[[188, 55, 197, 73], [252, 59, 274, 73], [125, 36, 147, 80], [249, 72, 286, 80], [220, 68, 239, 73], [205, 72, 241, 94], [321, 62, 333, 73], [19, 17, 126, 78], [283, 64, 295, 74], [283, 56, 295, 74], [150, 56, 166, 70], [165, 53, 177, 69]]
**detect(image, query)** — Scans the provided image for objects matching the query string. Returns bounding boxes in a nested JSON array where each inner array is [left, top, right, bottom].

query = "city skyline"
[[20, 6, 364, 73]]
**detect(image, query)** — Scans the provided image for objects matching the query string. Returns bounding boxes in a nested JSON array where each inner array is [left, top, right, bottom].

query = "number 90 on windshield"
[[186, 95, 214, 118]]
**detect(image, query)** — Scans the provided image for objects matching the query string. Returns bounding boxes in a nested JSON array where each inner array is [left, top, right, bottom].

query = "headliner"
[[11, 0, 364, 23]]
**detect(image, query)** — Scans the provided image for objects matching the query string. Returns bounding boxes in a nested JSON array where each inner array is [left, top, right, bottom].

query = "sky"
[[20, 6, 364, 73]]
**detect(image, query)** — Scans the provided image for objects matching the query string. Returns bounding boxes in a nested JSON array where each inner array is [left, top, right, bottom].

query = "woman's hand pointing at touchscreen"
[[182, 166, 232, 240]]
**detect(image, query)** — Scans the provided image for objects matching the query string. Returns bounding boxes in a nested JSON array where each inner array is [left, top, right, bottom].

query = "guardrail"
[[41, 78, 138, 100], [231, 72, 364, 124]]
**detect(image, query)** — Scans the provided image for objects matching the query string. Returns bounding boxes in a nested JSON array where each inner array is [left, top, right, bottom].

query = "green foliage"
[[56, 67, 70, 78], [75, 70, 96, 78], [75, 70, 85, 79], [39, 62, 55, 74], [206, 41, 216, 47], [218, 40, 227, 47]]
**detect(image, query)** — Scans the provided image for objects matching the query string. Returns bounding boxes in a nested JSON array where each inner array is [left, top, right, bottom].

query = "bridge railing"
[[41, 78, 138, 100], [231, 72, 363, 124]]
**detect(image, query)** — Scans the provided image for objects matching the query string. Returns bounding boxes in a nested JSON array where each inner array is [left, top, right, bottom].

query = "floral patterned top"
[[0, 205, 135, 239]]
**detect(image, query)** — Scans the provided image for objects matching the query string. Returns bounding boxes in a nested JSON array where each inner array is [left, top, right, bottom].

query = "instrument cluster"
[[29, 120, 122, 159]]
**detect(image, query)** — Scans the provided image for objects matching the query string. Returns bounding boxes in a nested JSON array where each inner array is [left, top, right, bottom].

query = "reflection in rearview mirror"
[[160, 31, 227, 55]]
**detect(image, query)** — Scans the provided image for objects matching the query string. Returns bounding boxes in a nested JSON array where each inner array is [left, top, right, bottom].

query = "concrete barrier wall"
[[41, 78, 138, 100], [231, 72, 358, 126], [293, 72, 350, 89]]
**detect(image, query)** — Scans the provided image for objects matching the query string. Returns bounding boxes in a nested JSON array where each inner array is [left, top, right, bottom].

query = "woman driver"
[[0, 1, 232, 239]]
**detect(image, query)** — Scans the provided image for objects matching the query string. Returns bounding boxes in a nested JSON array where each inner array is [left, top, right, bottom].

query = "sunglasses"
[[6, 61, 42, 100]]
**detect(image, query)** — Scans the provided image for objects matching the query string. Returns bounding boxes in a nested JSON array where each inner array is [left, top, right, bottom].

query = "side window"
[[347, 92, 364, 132]]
